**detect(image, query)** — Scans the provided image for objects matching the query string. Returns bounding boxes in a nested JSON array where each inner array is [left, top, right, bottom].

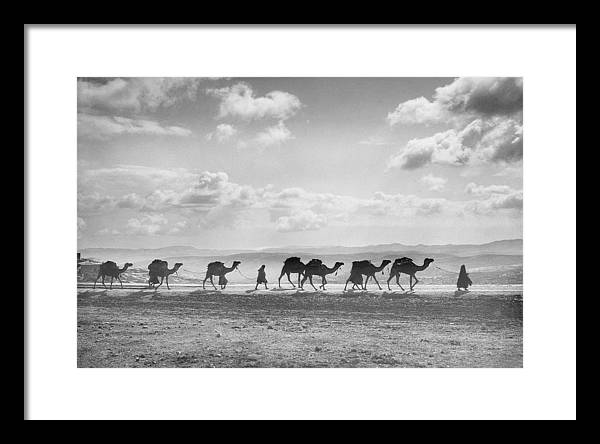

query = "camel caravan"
[[87, 255, 435, 292]]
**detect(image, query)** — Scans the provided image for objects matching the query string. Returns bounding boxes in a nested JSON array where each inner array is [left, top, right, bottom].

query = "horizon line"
[[79, 237, 523, 251]]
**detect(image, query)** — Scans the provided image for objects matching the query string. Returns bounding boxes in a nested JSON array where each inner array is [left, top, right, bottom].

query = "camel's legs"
[[344, 277, 352, 291], [264, 283, 268, 289], [118, 275, 123, 289], [320, 276, 327, 290], [209, 276, 217, 290], [202, 272, 210, 290], [93, 272, 102, 289], [307, 276, 318, 291], [396, 274, 405, 291], [386, 274, 393, 290], [411, 275, 419, 291], [300, 275, 308, 289], [156, 276, 164, 290], [166, 275, 170, 290], [279, 269, 295, 288], [364, 275, 371, 290], [286, 273, 296, 288], [101, 275, 107, 289], [371, 276, 382, 290], [297, 273, 303, 288]]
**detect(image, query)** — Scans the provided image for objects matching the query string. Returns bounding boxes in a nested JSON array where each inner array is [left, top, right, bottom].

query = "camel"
[[203, 261, 241, 290], [386, 258, 434, 291], [147, 259, 183, 290], [344, 260, 391, 291], [278, 257, 307, 288], [300, 259, 344, 290], [93, 261, 133, 289], [386, 257, 414, 291]]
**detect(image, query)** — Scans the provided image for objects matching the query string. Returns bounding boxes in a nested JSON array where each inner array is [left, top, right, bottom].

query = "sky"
[[77, 77, 523, 249]]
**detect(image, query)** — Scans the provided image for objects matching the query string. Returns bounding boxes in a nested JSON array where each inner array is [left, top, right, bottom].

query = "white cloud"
[[254, 121, 294, 147], [388, 77, 523, 126], [206, 123, 237, 143], [465, 182, 513, 195], [388, 117, 522, 170], [98, 228, 121, 235], [387, 77, 523, 170], [126, 214, 170, 236], [421, 174, 447, 191], [463, 182, 523, 214], [387, 96, 446, 126], [78, 167, 523, 236], [275, 210, 327, 232], [78, 77, 203, 113], [207, 82, 302, 121], [78, 114, 192, 139]]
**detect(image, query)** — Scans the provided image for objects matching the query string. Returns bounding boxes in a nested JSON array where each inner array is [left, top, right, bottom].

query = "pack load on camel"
[[148, 259, 167, 285], [284, 257, 302, 265], [305, 258, 323, 268]]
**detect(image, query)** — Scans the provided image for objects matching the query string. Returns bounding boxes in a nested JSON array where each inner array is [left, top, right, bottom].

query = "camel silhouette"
[[147, 260, 183, 290], [93, 261, 133, 289], [278, 257, 307, 288], [203, 261, 241, 290], [344, 260, 391, 291], [300, 259, 344, 290], [386, 258, 434, 291]]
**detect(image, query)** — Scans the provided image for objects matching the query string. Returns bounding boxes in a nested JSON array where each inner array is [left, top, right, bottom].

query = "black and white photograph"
[[25, 25, 576, 420], [76, 76, 524, 368]]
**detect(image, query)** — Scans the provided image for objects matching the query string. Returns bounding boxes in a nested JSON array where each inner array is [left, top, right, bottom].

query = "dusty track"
[[77, 287, 523, 368]]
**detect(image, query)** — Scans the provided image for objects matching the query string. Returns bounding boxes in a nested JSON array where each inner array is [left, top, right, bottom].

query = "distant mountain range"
[[80, 239, 522, 261]]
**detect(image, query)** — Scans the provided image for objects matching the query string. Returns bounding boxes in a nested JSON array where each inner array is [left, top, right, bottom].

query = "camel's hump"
[[306, 258, 322, 267], [352, 260, 372, 267], [208, 261, 224, 268], [148, 259, 167, 270], [284, 257, 302, 264]]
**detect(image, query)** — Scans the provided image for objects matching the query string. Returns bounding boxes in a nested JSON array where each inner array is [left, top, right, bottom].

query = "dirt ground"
[[77, 287, 523, 368]]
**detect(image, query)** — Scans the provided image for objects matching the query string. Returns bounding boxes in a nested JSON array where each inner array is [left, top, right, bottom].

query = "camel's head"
[[171, 262, 183, 276], [233, 261, 241, 269], [425, 258, 435, 264], [382, 259, 392, 266], [124, 262, 133, 268], [334, 262, 344, 267]]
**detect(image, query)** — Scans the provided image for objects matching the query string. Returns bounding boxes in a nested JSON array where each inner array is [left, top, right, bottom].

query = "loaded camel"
[[203, 261, 241, 290], [93, 261, 133, 289], [344, 260, 391, 291], [386, 257, 434, 291], [300, 259, 344, 290], [147, 259, 183, 290], [278, 257, 307, 288]]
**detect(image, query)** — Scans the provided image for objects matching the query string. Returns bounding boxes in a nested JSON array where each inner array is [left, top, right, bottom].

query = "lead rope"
[[435, 265, 457, 274], [235, 267, 255, 280]]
